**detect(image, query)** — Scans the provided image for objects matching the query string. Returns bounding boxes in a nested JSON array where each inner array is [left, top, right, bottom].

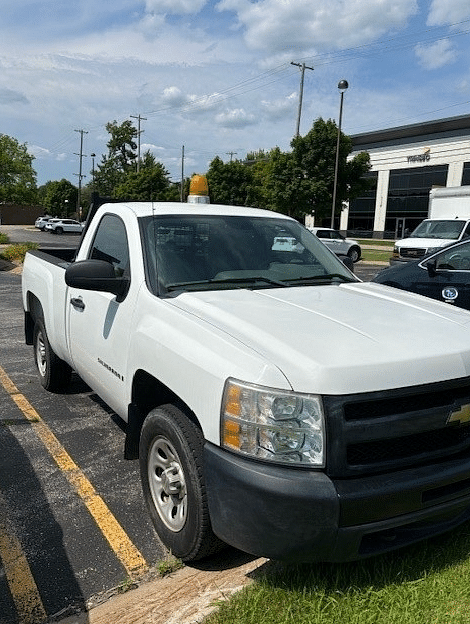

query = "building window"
[[385, 164, 448, 234], [463, 162, 470, 186], [348, 171, 378, 234]]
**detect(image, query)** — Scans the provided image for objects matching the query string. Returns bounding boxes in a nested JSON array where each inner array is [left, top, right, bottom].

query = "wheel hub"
[[161, 465, 186, 499]]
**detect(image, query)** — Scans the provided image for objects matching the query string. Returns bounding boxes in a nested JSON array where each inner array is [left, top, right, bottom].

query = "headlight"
[[221, 379, 325, 467]]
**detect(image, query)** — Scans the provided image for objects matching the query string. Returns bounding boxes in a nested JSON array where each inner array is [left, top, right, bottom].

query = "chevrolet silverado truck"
[[22, 200, 470, 563]]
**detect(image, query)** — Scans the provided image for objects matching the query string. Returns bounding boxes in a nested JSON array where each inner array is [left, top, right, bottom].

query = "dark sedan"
[[372, 239, 470, 311]]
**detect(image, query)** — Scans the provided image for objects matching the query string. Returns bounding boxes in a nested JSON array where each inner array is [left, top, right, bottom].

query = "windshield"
[[141, 214, 356, 295], [410, 220, 465, 240]]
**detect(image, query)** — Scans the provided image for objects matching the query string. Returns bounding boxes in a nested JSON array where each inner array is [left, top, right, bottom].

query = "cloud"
[[216, 0, 418, 54], [0, 88, 29, 105], [415, 38, 457, 70], [215, 108, 256, 127], [427, 0, 470, 26], [261, 93, 297, 121], [145, 0, 207, 14]]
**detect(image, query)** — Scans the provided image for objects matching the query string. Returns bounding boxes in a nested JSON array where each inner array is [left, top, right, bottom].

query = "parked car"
[[373, 238, 470, 310], [309, 227, 362, 262], [45, 219, 84, 234], [35, 216, 53, 231]]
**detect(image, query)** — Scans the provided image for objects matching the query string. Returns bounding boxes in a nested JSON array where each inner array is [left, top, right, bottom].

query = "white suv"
[[309, 227, 361, 263], [45, 219, 84, 234]]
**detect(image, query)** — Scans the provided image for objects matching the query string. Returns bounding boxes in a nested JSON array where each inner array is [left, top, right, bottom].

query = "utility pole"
[[180, 145, 185, 203], [130, 114, 147, 172], [74, 129, 88, 220], [226, 151, 237, 162], [291, 61, 314, 137]]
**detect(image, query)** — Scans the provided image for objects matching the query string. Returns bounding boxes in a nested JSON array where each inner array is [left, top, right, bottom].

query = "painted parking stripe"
[[0, 365, 148, 580], [0, 491, 47, 624]]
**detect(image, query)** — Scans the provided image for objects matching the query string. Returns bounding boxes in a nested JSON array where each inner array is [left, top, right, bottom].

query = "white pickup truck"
[[22, 200, 470, 563]]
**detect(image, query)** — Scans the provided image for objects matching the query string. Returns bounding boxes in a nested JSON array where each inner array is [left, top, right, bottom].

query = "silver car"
[[309, 227, 361, 263]]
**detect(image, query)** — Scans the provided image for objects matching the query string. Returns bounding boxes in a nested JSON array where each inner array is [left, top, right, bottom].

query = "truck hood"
[[170, 282, 470, 395], [395, 237, 452, 249]]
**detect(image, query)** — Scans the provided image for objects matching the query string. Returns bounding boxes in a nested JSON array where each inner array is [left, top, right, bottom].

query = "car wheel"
[[55, 227, 63, 234], [139, 404, 223, 561], [33, 320, 72, 392], [348, 246, 361, 263]]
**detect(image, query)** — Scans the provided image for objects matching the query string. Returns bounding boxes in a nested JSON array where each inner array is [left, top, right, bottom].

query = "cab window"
[[89, 214, 130, 278]]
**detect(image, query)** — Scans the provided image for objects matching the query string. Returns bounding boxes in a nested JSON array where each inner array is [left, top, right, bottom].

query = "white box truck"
[[391, 186, 470, 264]]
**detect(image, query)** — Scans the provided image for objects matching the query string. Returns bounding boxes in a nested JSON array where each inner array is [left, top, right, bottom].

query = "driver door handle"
[[70, 297, 85, 310]]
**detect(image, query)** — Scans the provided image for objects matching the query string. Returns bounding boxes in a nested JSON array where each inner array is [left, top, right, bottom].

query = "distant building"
[[345, 114, 470, 238]]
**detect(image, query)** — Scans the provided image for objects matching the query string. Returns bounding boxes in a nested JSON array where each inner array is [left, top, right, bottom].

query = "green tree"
[[206, 157, 254, 205], [94, 120, 139, 196], [40, 179, 78, 217], [291, 118, 371, 224], [114, 151, 178, 200], [0, 134, 37, 203]]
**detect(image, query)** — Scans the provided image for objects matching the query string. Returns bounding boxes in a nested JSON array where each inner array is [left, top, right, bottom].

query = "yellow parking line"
[[0, 365, 148, 580], [0, 492, 47, 624]]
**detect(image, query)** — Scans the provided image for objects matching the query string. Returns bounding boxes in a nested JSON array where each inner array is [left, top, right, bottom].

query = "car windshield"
[[140, 214, 357, 295], [410, 220, 465, 240]]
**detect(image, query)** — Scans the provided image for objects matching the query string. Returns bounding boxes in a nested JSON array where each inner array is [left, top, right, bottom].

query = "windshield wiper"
[[165, 276, 288, 292], [284, 273, 356, 285]]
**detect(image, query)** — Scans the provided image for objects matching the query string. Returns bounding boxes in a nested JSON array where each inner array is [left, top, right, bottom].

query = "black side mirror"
[[426, 260, 437, 277], [65, 259, 130, 300]]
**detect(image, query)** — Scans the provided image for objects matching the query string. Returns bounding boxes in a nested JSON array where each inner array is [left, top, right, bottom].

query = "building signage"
[[407, 148, 431, 164]]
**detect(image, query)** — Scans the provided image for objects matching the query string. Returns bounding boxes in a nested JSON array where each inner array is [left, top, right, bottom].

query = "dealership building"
[[342, 114, 470, 239]]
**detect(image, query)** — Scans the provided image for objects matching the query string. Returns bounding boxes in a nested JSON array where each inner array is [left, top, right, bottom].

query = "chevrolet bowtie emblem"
[[448, 404, 470, 425]]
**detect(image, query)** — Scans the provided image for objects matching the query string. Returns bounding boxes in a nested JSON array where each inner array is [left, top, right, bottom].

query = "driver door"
[[66, 213, 133, 413]]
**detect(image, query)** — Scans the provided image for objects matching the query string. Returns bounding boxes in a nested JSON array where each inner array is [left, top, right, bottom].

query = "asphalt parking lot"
[[0, 226, 384, 622]]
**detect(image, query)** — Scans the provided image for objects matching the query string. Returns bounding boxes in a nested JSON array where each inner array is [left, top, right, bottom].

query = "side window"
[[89, 214, 130, 277]]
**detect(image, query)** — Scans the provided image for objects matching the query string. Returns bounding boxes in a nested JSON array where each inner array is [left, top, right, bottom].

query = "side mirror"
[[425, 259, 437, 278], [65, 259, 129, 299]]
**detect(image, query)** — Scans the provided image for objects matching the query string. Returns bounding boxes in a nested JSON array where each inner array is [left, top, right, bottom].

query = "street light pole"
[[331, 79, 348, 229]]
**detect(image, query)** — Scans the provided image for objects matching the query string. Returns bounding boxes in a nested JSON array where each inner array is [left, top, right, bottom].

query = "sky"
[[1, 0, 470, 188]]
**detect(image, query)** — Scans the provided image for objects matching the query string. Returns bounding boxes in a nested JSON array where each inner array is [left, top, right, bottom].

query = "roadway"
[[0, 226, 383, 623]]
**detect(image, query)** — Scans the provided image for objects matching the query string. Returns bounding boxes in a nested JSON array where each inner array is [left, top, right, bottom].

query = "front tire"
[[33, 320, 72, 392], [139, 404, 223, 561], [348, 246, 361, 263]]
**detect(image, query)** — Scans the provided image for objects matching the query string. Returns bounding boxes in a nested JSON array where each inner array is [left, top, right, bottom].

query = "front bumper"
[[204, 443, 470, 562]]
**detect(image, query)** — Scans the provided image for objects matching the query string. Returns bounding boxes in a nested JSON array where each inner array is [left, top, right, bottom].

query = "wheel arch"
[[125, 369, 202, 460], [24, 292, 44, 345]]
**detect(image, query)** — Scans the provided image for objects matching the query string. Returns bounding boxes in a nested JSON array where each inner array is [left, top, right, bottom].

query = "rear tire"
[[33, 320, 72, 392], [139, 404, 223, 561]]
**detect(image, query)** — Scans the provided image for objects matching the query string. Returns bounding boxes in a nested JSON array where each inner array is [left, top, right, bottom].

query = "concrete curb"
[[59, 555, 269, 624]]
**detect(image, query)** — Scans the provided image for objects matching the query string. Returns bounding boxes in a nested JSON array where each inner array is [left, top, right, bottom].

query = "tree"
[[114, 151, 179, 200], [93, 120, 139, 196], [206, 157, 254, 205], [291, 118, 371, 224], [39, 179, 78, 217], [0, 134, 37, 203]]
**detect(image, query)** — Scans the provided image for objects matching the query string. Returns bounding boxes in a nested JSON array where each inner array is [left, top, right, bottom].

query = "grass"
[[204, 525, 470, 624], [357, 239, 395, 247], [0, 242, 38, 263], [156, 554, 184, 577], [0, 232, 9, 244], [361, 248, 392, 263]]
